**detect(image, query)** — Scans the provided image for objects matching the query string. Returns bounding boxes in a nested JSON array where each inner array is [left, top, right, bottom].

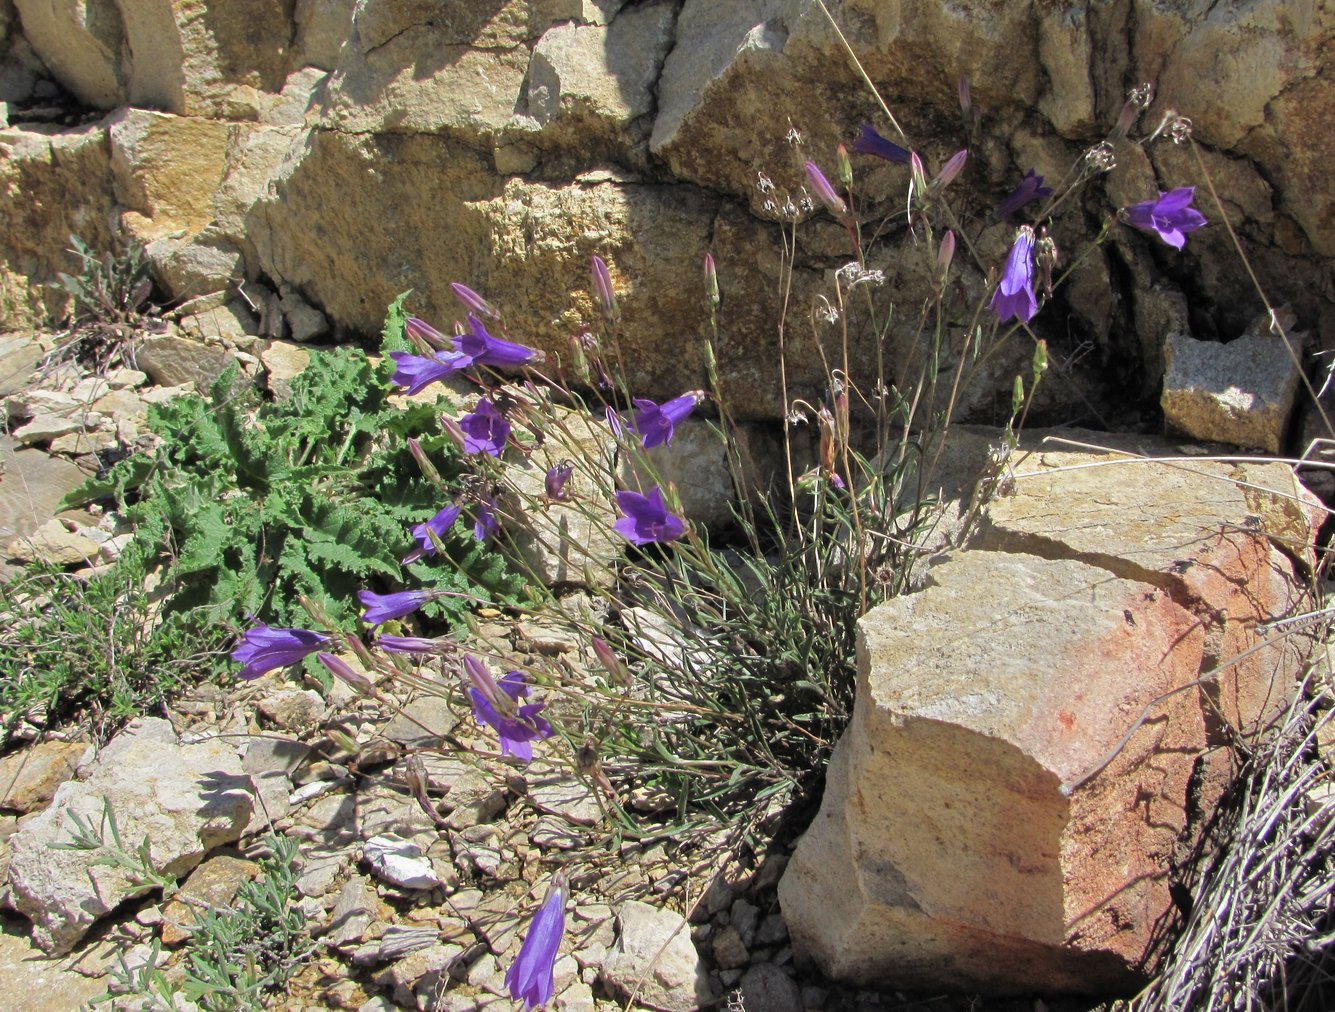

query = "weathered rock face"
[[2, 1, 1333, 422], [778, 443, 1319, 993], [6, 717, 254, 954]]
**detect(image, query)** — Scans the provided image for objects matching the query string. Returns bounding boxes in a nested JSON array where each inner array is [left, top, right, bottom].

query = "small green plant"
[[53, 795, 179, 899], [48, 234, 161, 371], [90, 836, 310, 1012], [177, 835, 310, 1010], [0, 547, 230, 741], [61, 306, 528, 640]]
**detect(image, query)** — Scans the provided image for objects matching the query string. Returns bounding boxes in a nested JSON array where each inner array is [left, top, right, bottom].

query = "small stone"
[[106, 368, 148, 388], [0, 740, 87, 813], [259, 340, 311, 399], [48, 430, 118, 456], [601, 900, 712, 1012], [527, 775, 601, 826], [729, 898, 759, 946], [739, 962, 802, 1012], [712, 924, 748, 969], [160, 853, 261, 945], [13, 413, 98, 443], [257, 688, 326, 731]]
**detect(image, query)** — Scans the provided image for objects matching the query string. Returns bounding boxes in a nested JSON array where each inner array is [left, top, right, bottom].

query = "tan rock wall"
[[2, 0, 1332, 422]]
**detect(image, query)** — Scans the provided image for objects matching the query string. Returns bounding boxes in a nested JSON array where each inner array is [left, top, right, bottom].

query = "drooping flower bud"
[[929, 149, 968, 195], [1032, 339, 1049, 383], [407, 437, 442, 484], [804, 161, 847, 217], [909, 151, 928, 200], [318, 652, 377, 697], [591, 255, 619, 323], [591, 635, 631, 688], [1011, 375, 1025, 417], [450, 282, 498, 319], [405, 316, 451, 353]]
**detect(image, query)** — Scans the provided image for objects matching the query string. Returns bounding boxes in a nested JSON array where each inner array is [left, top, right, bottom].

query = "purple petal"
[[359, 590, 430, 627], [505, 882, 566, 1010], [851, 123, 911, 165], [231, 625, 328, 680]]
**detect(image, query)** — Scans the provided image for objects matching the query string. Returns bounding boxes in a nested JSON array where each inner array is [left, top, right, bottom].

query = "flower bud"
[[326, 727, 361, 755], [804, 161, 847, 217], [909, 151, 928, 200], [591, 255, 619, 323], [318, 652, 376, 696], [1011, 375, 1025, 417], [591, 635, 631, 687], [937, 230, 956, 278], [703, 252, 720, 310], [929, 149, 968, 195], [544, 461, 574, 502], [405, 316, 450, 353], [450, 282, 498, 319], [1032, 339, 1049, 382], [835, 144, 853, 189], [407, 437, 442, 484]]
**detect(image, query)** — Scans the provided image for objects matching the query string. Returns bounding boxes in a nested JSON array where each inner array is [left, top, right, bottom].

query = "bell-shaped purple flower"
[[473, 497, 500, 541], [464, 655, 554, 764], [1124, 187, 1207, 249], [359, 589, 431, 627], [989, 226, 1039, 325], [991, 169, 1053, 220], [231, 625, 328, 680], [389, 351, 464, 396], [456, 398, 511, 457], [404, 504, 462, 564], [613, 486, 687, 546], [505, 877, 567, 1010], [631, 392, 701, 449], [454, 314, 541, 370], [852, 123, 911, 165], [544, 462, 574, 502]]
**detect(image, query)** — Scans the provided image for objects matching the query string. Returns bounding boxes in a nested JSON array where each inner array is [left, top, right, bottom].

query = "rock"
[[239, 734, 312, 776], [1161, 331, 1302, 453], [5, 517, 100, 565], [159, 852, 261, 945], [277, 285, 328, 342], [256, 687, 326, 732], [48, 430, 118, 456], [381, 690, 459, 747], [712, 924, 748, 969], [527, 775, 601, 827], [259, 340, 311, 399], [133, 333, 234, 390], [108, 108, 230, 241], [600, 900, 711, 1012], [0, 440, 91, 543], [977, 446, 1318, 741], [0, 741, 87, 813], [324, 874, 380, 948], [738, 962, 802, 1012], [373, 942, 464, 1008], [6, 717, 254, 954], [780, 550, 1208, 994], [363, 835, 441, 891], [0, 332, 43, 395], [10, 0, 125, 108]]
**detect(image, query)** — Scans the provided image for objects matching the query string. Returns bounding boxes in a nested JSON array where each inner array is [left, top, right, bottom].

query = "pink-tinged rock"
[[780, 551, 1207, 994], [976, 451, 1319, 741]]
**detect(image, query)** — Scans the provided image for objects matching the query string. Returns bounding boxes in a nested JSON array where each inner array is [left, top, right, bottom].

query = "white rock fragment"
[[363, 835, 442, 890]]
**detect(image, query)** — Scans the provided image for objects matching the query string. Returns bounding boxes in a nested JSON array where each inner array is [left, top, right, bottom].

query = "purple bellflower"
[[404, 504, 462, 564], [631, 392, 701, 449], [454, 314, 542, 370], [454, 398, 511, 457], [231, 625, 328, 680], [390, 351, 464, 396], [852, 123, 912, 165], [991, 169, 1053, 220], [544, 461, 575, 502], [505, 876, 567, 1010], [989, 226, 1039, 325], [359, 589, 431, 627], [473, 497, 500, 541], [613, 486, 687, 546], [1124, 187, 1207, 249], [464, 655, 554, 764]]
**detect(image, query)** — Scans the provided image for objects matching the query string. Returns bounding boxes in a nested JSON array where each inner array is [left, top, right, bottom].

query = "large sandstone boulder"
[[778, 446, 1319, 993]]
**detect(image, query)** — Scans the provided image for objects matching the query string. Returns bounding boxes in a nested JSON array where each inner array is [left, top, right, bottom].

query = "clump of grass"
[[1124, 663, 1335, 1012], [0, 547, 230, 743], [47, 233, 163, 372]]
